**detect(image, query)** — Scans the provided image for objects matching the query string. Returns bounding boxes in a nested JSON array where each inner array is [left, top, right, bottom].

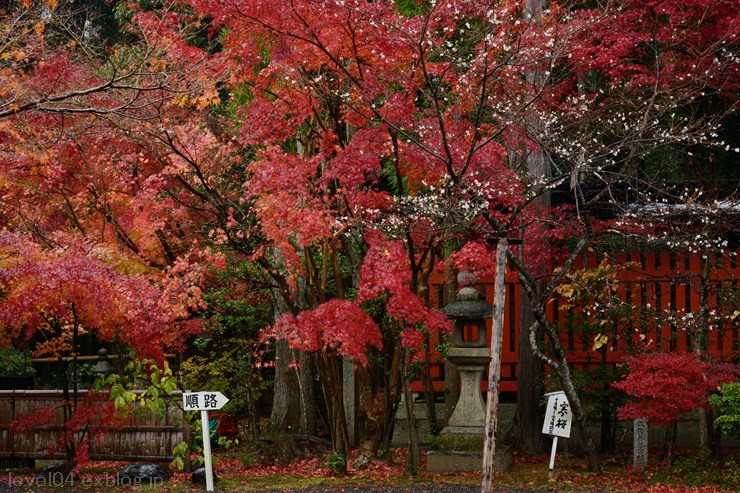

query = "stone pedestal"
[[427, 446, 513, 473], [442, 346, 489, 450], [446, 348, 489, 427]]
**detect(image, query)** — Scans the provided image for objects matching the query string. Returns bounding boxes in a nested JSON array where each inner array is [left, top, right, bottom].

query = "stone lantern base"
[[440, 425, 486, 450], [426, 447, 513, 473]]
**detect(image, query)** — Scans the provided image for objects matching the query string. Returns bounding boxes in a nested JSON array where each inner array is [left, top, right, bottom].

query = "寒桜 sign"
[[542, 390, 572, 438]]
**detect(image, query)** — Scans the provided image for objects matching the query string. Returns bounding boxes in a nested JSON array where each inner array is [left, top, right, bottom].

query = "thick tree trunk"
[[444, 363, 460, 426], [356, 387, 386, 463], [269, 339, 304, 463], [402, 349, 419, 476], [663, 422, 677, 466], [354, 341, 403, 466], [316, 351, 350, 470], [269, 280, 317, 462], [507, 305, 545, 454], [600, 404, 616, 452], [299, 352, 318, 438], [512, 0, 549, 446]]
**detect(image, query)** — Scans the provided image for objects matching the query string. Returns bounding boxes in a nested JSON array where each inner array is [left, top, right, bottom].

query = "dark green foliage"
[[179, 259, 273, 438], [671, 448, 740, 489], [0, 347, 35, 377], [710, 382, 740, 437], [394, 0, 428, 17], [323, 451, 348, 476]]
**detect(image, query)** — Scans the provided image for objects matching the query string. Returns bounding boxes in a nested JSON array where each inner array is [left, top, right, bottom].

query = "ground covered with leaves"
[[0, 448, 738, 492]]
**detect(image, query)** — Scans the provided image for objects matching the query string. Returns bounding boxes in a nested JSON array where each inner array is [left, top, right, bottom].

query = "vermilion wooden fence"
[[413, 249, 740, 394]]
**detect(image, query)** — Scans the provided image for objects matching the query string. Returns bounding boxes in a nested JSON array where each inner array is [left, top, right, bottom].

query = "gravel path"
[[257, 486, 592, 493]]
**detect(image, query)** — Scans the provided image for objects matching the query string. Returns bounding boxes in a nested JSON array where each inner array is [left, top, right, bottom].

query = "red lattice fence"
[[413, 249, 740, 394]]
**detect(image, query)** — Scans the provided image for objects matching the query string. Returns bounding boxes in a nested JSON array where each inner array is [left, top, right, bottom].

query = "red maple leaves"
[[613, 352, 740, 428], [271, 299, 382, 365], [0, 232, 171, 359]]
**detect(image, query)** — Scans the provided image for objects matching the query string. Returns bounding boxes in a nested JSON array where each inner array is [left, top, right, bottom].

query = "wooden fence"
[[0, 390, 184, 463], [413, 249, 740, 394]]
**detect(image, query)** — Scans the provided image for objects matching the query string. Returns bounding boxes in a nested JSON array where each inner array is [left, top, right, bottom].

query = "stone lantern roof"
[[442, 285, 492, 320]]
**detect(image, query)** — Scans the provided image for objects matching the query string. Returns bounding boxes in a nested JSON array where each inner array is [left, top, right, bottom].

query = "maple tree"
[[0, 0, 227, 468], [0, 0, 737, 479], [613, 352, 740, 464], [0, 231, 182, 466], [0, 232, 170, 356], [165, 0, 740, 474]]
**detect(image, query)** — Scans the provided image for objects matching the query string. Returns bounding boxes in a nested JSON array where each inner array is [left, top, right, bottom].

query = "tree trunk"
[[664, 422, 677, 466], [269, 339, 304, 463], [444, 363, 460, 427], [422, 332, 438, 430], [695, 248, 712, 450], [555, 359, 601, 473], [507, 308, 545, 454], [299, 352, 318, 438], [600, 404, 615, 453], [511, 0, 549, 445], [60, 356, 76, 462], [382, 346, 403, 447], [356, 383, 386, 464], [510, 244, 602, 473], [524, 314, 602, 472], [316, 351, 350, 467], [402, 349, 419, 476], [269, 281, 316, 462], [354, 340, 403, 466]]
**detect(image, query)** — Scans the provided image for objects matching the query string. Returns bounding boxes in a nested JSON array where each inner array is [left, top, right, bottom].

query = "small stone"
[[116, 463, 169, 486], [352, 454, 371, 470], [35, 461, 74, 483], [191, 467, 217, 485]]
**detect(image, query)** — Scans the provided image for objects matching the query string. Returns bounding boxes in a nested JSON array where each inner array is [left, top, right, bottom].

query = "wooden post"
[[548, 436, 558, 478], [183, 417, 192, 473], [200, 410, 214, 491], [481, 238, 507, 493]]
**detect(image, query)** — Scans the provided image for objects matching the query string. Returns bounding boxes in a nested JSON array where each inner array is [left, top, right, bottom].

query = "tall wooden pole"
[[481, 238, 507, 493]]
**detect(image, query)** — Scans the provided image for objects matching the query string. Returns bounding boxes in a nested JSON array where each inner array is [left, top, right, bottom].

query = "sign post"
[[183, 391, 229, 491], [541, 391, 572, 478]]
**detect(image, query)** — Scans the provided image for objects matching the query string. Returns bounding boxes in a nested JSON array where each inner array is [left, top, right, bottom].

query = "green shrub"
[[323, 451, 347, 476], [0, 347, 35, 377], [672, 448, 740, 489], [709, 382, 740, 436]]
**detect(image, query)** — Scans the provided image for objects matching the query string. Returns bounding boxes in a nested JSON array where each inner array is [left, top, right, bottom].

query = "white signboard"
[[183, 391, 229, 492], [542, 391, 572, 438], [183, 391, 229, 411]]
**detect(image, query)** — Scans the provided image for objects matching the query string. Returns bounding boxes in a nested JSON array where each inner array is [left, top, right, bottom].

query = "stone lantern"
[[93, 348, 112, 378], [441, 275, 492, 447]]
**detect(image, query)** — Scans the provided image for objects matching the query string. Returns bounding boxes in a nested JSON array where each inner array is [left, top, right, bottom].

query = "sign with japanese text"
[[542, 391, 572, 438], [182, 391, 229, 492], [182, 391, 229, 411]]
